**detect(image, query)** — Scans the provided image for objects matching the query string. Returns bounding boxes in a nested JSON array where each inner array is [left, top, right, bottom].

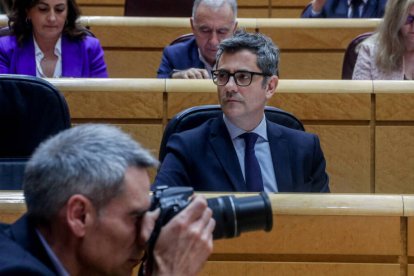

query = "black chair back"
[[342, 32, 373, 79], [159, 105, 304, 162], [0, 75, 71, 189]]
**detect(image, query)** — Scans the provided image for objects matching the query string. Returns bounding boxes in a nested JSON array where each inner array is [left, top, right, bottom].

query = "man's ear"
[[233, 21, 238, 33], [190, 17, 195, 32], [265, 75, 278, 100], [66, 195, 95, 238]]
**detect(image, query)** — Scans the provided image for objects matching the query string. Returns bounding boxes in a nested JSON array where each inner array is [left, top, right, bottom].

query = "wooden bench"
[[43, 78, 414, 194], [75, 0, 310, 18], [1, 191, 413, 275]]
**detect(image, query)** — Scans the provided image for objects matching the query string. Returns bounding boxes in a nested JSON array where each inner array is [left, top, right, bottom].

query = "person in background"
[[353, 0, 414, 79], [0, 124, 214, 275], [301, 0, 387, 18], [153, 30, 330, 193], [157, 0, 238, 79], [0, 0, 108, 77]]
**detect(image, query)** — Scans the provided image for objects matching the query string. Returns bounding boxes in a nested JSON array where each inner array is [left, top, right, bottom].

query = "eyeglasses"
[[211, 70, 270, 86], [405, 15, 414, 25]]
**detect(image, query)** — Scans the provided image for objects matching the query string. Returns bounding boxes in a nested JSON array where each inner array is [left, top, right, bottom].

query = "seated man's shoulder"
[[0, 230, 55, 275], [164, 36, 197, 53], [269, 121, 318, 144]]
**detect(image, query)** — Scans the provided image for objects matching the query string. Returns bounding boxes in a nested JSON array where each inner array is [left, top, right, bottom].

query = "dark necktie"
[[351, 0, 363, 18], [240, 132, 264, 192]]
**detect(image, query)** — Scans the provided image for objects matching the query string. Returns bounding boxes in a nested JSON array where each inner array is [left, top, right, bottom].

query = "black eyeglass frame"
[[211, 70, 271, 87]]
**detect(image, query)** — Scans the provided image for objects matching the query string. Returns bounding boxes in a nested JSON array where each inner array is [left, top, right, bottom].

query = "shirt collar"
[[35, 229, 70, 276], [223, 114, 268, 141], [34, 36, 62, 61], [198, 49, 213, 78]]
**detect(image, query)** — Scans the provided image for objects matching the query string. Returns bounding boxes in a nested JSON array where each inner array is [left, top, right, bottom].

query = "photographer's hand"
[[152, 195, 215, 276]]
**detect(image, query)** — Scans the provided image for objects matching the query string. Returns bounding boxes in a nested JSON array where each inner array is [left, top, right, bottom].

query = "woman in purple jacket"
[[0, 0, 108, 78]]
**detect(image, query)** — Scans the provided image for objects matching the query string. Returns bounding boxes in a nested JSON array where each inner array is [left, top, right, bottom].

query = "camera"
[[148, 185, 273, 241]]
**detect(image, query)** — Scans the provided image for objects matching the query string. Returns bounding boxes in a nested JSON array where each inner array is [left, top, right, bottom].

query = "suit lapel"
[[267, 121, 293, 192], [209, 118, 247, 191], [61, 35, 83, 77], [15, 37, 36, 76], [189, 38, 205, 69]]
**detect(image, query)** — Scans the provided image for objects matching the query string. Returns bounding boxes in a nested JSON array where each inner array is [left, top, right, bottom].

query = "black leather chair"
[[159, 105, 304, 162], [124, 0, 193, 16], [0, 75, 71, 189], [342, 32, 373, 79]]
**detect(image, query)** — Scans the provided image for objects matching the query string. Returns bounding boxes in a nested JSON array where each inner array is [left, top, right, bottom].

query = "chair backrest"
[[0, 74, 71, 189], [341, 32, 373, 79], [124, 0, 193, 16], [159, 104, 305, 162], [170, 33, 194, 46]]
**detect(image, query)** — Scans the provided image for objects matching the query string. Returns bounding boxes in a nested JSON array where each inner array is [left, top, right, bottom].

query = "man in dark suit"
[[0, 124, 214, 275], [157, 0, 238, 79], [153, 30, 330, 193], [301, 0, 387, 18]]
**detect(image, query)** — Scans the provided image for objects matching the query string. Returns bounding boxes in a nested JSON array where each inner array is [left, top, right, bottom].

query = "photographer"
[[0, 124, 215, 275]]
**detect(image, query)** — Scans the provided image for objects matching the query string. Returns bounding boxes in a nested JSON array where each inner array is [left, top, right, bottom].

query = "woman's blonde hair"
[[376, 0, 414, 72]]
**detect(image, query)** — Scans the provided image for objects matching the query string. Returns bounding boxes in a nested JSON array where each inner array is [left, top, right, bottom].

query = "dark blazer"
[[0, 215, 57, 275], [0, 34, 108, 77], [157, 37, 205, 78], [153, 117, 330, 192], [301, 0, 387, 18]]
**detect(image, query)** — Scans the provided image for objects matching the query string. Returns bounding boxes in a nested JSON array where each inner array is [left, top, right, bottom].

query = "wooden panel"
[[257, 19, 379, 49], [271, 8, 304, 18], [409, 265, 414, 276], [279, 52, 344, 79], [115, 124, 163, 156], [86, 18, 192, 48], [239, 0, 269, 6], [405, 196, 414, 258], [79, 6, 124, 16], [305, 126, 371, 193], [213, 215, 402, 256], [375, 81, 414, 120], [49, 78, 164, 119], [202, 262, 400, 276], [271, 0, 310, 6], [408, 218, 414, 258], [77, 0, 123, 4], [104, 51, 162, 78], [375, 127, 414, 193], [166, 79, 372, 120], [238, 8, 269, 18]]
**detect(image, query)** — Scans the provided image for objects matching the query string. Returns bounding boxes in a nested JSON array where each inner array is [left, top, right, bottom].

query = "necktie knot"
[[240, 132, 259, 149]]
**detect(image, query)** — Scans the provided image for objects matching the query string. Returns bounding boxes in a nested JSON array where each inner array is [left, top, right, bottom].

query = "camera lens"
[[207, 192, 273, 239]]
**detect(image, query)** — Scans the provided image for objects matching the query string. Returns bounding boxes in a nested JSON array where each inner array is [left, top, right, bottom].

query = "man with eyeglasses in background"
[[157, 0, 238, 79], [153, 30, 330, 193]]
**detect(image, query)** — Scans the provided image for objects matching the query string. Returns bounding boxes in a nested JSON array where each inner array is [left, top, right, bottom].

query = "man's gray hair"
[[23, 124, 158, 223], [192, 0, 237, 19], [216, 29, 280, 77]]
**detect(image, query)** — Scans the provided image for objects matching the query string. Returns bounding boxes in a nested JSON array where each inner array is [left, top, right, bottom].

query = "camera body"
[[150, 185, 273, 240]]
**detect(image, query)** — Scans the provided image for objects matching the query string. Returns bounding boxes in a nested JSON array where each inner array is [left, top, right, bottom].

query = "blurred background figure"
[[0, 0, 108, 77], [353, 0, 414, 79], [301, 0, 387, 18]]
